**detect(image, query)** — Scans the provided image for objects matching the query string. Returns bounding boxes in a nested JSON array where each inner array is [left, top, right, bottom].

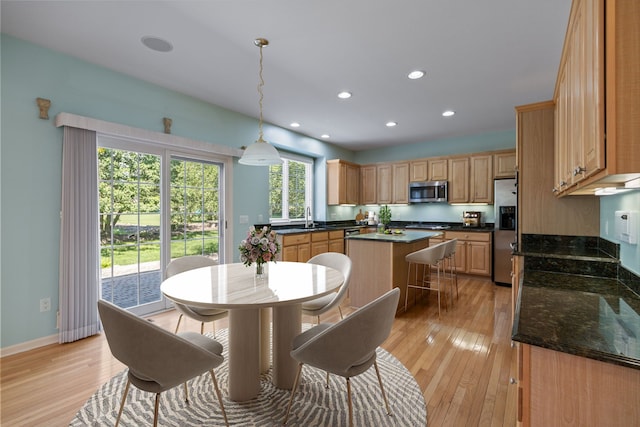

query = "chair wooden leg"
[[115, 377, 131, 427], [153, 393, 160, 427], [374, 360, 392, 416], [283, 363, 304, 425], [316, 315, 321, 324], [209, 370, 229, 426], [200, 322, 205, 334], [338, 306, 344, 319], [346, 377, 353, 427], [325, 371, 330, 388], [183, 382, 189, 404], [174, 314, 183, 334]]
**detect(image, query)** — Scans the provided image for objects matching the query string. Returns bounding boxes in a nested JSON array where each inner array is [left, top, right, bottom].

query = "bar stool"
[[404, 241, 448, 317], [443, 239, 459, 302]]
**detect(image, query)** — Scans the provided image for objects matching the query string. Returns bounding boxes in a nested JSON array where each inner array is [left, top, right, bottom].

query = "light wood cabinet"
[[279, 229, 345, 262], [516, 343, 640, 427], [360, 165, 377, 204], [448, 157, 469, 203], [310, 231, 329, 258], [409, 160, 428, 182], [516, 101, 599, 238], [429, 158, 448, 181], [327, 159, 360, 205], [494, 150, 517, 178], [554, 0, 640, 195], [328, 230, 345, 253], [392, 162, 410, 204], [278, 233, 310, 262], [470, 154, 493, 203], [442, 231, 492, 277], [376, 163, 393, 204]]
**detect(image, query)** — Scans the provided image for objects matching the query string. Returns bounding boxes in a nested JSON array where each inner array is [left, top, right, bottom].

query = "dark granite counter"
[[512, 234, 640, 370]]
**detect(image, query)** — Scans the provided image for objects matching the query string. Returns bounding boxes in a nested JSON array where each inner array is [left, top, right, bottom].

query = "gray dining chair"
[[97, 300, 228, 427], [283, 288, 400, 427], [165, 255, 228, 335], [303, 252, 352, 323]]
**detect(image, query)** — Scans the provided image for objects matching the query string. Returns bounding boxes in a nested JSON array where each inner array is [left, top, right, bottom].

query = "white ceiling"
[[1, 0, 571, 151]]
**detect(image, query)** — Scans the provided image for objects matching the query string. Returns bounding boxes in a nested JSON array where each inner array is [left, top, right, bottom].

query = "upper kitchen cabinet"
[[377, 163, 393, 204], [448, 157, 469, 203], [448, 155, 493, 203], [327, 159, 360, 205], [493, 150, 517, 178], [516, 101, 599, 238], [554, 0, 640, 195], [392, 162, 410, 204], [360, 164, 377, 205], [409, 160, 428, 182], [428, 158, 449, 181], [470, 155, 493, 203]]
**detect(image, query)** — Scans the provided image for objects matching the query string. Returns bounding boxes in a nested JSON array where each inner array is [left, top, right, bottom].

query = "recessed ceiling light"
[[337, 91, 352, 99], [321, 134, 330, 139], [290, 122, 300, 128], [386, 121, 397, 127], [408, 70, 425, 79], [442, 110, 455, 117], [141, 36, 173, 53]]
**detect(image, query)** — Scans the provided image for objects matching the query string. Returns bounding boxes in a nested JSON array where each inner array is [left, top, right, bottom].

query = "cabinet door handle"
[[573, 166, 586, 176]]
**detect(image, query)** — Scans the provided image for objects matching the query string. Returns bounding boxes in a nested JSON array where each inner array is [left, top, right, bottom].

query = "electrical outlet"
[[40, 297, 51, 312], [239, 215, 249, 224], [258, 214, 263, 222]]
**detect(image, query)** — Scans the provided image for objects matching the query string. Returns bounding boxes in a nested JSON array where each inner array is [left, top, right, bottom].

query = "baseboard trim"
[[1, 334, 58, 358]]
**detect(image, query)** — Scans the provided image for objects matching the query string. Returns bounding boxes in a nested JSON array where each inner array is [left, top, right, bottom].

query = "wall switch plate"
[[239, 215, 249, 224], [258, 214, 263, 222]]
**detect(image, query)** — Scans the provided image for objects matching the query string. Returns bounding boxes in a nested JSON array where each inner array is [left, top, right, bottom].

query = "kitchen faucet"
[[305, 206, 312, 228]]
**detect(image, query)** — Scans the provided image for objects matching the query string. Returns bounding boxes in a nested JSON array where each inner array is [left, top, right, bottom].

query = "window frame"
[[269, 151, 314, 225]]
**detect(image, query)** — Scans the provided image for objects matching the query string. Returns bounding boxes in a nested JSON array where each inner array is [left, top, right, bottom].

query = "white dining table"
[[160, 261, 344, 402]]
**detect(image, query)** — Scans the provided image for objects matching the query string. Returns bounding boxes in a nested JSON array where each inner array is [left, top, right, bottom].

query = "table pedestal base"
[[228, 308, 260, 401], [272, 304, 302, 389]]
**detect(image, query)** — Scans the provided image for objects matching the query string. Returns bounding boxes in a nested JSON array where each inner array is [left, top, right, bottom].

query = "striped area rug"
[[70, 327, 427, 426]]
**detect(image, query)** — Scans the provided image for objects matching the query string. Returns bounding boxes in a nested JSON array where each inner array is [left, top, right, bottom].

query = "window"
[[269, 152, 313, 223]]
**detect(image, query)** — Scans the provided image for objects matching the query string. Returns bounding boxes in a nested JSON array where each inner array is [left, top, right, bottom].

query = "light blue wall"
[[0, 35, 350, 348], [600, 191, 640, 275]]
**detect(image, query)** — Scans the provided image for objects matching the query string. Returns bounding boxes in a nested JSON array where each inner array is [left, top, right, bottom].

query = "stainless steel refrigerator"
[[493, 178, 517, 286]]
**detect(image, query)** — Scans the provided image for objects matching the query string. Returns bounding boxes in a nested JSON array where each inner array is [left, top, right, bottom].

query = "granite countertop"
[[513, 271, 640, 370], [345, 230, 442, 243]]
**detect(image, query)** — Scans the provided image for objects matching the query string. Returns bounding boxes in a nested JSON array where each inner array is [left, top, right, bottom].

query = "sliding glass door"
[[98, 137, 224, 315]]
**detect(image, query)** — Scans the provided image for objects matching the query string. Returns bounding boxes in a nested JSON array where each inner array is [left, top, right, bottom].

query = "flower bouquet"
[[239, 226, 280, 276]]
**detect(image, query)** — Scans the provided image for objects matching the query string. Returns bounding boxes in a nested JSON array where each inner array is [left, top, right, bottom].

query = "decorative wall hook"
[[163, 117, 172, 134], [36, 97, 51, 120]]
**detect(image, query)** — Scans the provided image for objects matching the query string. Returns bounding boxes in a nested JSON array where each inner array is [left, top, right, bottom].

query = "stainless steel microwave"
[[409, 181, 448, 203]]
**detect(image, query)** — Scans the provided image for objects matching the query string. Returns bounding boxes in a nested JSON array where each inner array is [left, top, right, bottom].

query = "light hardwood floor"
[[0, 276, 517, 426]]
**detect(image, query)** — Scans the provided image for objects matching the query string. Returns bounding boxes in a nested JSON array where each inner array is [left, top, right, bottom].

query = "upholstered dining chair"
[[283, 288, 400, 427], [165, 255, 228, 335], [303, 252, 352, 323], [404, 241, 448, 317], [97, 300, 228, 427]]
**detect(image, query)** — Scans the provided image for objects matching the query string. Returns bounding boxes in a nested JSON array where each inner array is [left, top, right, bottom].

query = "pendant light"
[[239, 38, 283, 166]]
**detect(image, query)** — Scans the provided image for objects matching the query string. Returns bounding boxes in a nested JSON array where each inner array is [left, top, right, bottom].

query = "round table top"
[[161, 261, 344, 310]]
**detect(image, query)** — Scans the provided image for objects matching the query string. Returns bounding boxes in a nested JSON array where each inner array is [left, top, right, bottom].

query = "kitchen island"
[[346, 230, 442, 310]]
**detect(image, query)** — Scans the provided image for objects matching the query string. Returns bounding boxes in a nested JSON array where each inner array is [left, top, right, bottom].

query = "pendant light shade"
[[239, 38, 283, 166]]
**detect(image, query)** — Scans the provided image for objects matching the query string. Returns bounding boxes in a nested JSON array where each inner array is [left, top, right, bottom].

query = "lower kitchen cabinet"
[[328, 230, 345, 253], [278, 229, 345, 262], [515, 343, 640, 427], [442, 231, 492, 277], [311, 231, 329, 257], [278, 233, 311, 262]]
